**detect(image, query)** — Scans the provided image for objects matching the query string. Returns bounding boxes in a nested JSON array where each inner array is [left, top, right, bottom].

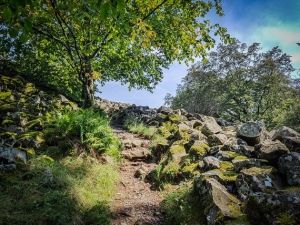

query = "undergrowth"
[[44, 107, 121, 158], [0, 155, 117, 225], [161, 185, 206, 225], [123, 115, 156, 138]]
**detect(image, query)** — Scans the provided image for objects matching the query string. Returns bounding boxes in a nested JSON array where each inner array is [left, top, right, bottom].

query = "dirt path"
[[110, 127, 165, 225]]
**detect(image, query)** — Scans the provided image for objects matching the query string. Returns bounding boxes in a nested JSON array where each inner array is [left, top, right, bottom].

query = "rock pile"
[[99, 100, 300, 225], [0, 75, 77, 170]]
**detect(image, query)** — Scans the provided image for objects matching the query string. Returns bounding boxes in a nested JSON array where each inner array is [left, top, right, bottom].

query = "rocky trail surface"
[[110, 127, 166, 225]]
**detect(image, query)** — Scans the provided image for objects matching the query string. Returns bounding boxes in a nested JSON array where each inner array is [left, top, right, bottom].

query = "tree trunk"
[[82, 74, 94, 108]]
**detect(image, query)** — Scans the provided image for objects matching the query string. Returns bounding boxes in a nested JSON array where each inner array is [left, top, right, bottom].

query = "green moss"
[[222, 151, 241, 159], [1, 119, 16, 125], [0, 91, 12, 100], [170, 144, 185, 154], [162, 161, 181, 181], [25, 118, 43, 130], [157, 126, 172, 138], [18, 131, 44, 143], [169, 113, 181, 123], [181, 163, 199, 178], [162, 121, 178, 133], [219, 171, 238, 182], [233, 155, 248, 160], [0, 103, 18, 112], [189, 142, 210, 158], [0, 131, 17, 138], [220, 161, 234, 171], [25, 83, 36, 93]]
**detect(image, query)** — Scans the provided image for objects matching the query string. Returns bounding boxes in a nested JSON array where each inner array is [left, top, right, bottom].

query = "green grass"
[[0, 155, 118, 225], [124, 115, 156, 138], [161, 185, 206, 225]]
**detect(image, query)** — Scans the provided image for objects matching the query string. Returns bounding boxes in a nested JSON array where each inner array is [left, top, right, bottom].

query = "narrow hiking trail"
[[110, 127, 166, 225]]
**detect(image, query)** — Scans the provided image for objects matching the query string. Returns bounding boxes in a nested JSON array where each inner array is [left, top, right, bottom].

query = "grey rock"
[[207, 133, 228, 146], [203, 156, 221, 170], [202, 117, 223, 136], [236, 166, 284, 200], [278, 152, 300, 185], [236, 121, 266, 146], [255, 140, 290, 164]]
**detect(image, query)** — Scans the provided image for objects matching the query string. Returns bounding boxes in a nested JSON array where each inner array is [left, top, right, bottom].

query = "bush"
[[44, 107, 121, 158]]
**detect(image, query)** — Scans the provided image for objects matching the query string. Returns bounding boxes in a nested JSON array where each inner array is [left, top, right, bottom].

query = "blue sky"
[[97, 0, 300, 108]]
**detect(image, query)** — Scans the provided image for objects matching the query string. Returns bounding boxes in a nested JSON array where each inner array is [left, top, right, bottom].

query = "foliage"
[[124, 114, 156, 138], [160, 185, 205, 225], [45, 107, 121, 157], [165, 40, 297, 129], [0, 156, 117, 225], [1, 0, 233, 107]]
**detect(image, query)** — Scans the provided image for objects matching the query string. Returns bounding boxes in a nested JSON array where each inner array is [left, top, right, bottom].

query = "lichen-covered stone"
[[255, 140, 290, 164], [236, 145, 256, 158], [278, 152, 300, 186], [189, 141, 210, 159], [202, 117, 223, 136], [216, 151, 238, 161], [169, 141, 186, 162], [236, 166, 284, 200], [203, 156, 221, 170], [194, 176, 243, 225], [232, 158, 267, 171], [208, 133, 228, 146], [236, 121, 266, 146]]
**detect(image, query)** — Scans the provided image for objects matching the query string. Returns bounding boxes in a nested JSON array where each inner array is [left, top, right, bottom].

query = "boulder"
[[169, 141, 187, 162], [236, 121, 266, 146], [232, 158, 267, 171], [194, 176, 243, 225], [246, 191, 300, 225], [189, 140, 210, 159], [255, 140, 290, 164], [272, 126, 300, 141], [215, 151, 237, 161], [201, 117, 223, 136], [207, 133, 228, 146], [203, 156, 221, 170], [278, 152, 300, 185], [0, 145, 27, 165], [236, 166, 284, 200], [236, 145, 256, 158], [157, 106, 173, 115]]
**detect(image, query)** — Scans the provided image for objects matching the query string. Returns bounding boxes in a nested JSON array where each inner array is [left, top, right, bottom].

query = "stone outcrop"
[[99, 100, 300, 224], [0, 74, 78, 170]]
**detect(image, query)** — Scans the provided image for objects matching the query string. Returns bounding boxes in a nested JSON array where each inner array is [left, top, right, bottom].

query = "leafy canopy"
[[1, 0, 233, 107], [165, 40, 296, 129]]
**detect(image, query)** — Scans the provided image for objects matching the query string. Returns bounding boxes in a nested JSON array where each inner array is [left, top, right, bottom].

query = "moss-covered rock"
[[189, 140, 210, 159]]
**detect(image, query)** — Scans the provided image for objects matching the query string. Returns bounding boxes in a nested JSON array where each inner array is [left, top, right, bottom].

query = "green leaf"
[[19, 33, 28, 43], [100, 2, 110, 20], [202, 58, 207, 64], [9, 28, 18, 38], [3, 7, 12, 21], [24, 18, 32, 31], [117, 0, 125, 11]]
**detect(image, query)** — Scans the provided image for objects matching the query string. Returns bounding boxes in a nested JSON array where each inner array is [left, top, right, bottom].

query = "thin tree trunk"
[[81, 60, 95, 108]]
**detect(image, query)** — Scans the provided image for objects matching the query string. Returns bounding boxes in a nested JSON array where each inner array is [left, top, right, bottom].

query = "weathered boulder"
[[175, 123, 193, 141], [189, 140, 210, 159], [216, 151, 238, 161], [232, 158, 267, 171], [157, 106, 173, 115], [169, 141, 187, 162], [203, 156, 221, 170], [207, 133, 228, 146], [255, 140, 290, 164], [236, 121, 266, 146], [246, 190, 300, 225], [236, 145, 256, 158], [278, 152, 300, 185], [236, 166, 284, 200], [194, 176, 243, 225], [272, 126, 300, 141], [0, 145, 27, 166], [201, 117, 223, 136]]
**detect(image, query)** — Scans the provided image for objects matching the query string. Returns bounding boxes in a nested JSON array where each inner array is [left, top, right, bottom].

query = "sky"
[[97, 0, 300, 108]]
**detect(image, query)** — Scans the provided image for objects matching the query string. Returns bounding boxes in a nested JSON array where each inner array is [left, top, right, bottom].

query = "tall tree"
[[1, 0, 232, 108], [166, 41, 295, 128]]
